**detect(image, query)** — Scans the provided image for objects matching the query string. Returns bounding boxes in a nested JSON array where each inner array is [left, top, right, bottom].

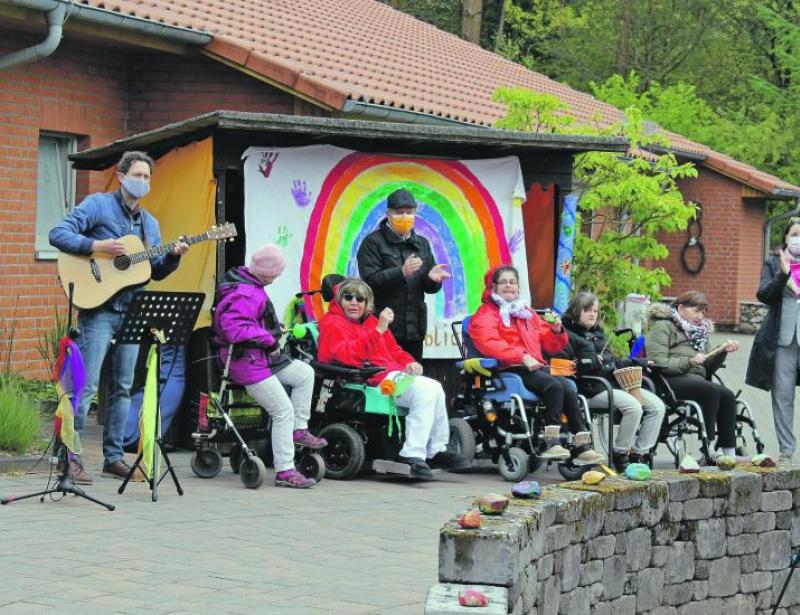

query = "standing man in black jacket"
[[357, 188, 450, 361]]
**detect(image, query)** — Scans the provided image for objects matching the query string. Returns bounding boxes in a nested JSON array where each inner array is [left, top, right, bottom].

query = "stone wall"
[[437, 467, 800, 614], [739, 302, 768, 334]]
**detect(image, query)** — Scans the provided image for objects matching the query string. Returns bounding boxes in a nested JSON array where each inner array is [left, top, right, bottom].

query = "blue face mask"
[[121, 177, 150, 200]]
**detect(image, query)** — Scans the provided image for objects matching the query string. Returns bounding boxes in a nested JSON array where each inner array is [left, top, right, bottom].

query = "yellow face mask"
[[389, 213, 415, 235]]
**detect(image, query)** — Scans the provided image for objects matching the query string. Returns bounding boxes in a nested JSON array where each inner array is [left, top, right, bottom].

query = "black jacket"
[[357, 219, 442, 342], [562, 316, 617, 397], [746, 254, 792, 391]]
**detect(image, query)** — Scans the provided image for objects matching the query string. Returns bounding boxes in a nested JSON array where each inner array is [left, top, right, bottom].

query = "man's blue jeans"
[[75, 308, 140, 463]]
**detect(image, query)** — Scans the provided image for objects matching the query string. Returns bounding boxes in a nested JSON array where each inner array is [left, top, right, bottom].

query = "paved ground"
[[0, 332, 793, 614]]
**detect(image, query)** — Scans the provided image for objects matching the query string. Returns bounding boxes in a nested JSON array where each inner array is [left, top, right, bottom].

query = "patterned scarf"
[[491, 292, 533, 327], [670, 307, 710, 351], [788, 259, 800, 297]]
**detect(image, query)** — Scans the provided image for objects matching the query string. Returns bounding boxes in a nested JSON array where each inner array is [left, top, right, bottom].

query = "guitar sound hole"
[[113, 255, 132, 271]]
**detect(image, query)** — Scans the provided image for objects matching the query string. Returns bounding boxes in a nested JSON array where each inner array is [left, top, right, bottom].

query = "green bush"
[[0, 377, 42, 454]]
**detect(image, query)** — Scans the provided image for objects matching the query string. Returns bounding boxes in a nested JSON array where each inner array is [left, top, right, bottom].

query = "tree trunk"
[[494, 0, 506, 51], [462, 0, 483, 45]]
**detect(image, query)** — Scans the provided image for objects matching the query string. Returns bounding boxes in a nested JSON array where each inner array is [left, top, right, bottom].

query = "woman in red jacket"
[[469, 265, 603, 464], [318, 278, 469, 480]]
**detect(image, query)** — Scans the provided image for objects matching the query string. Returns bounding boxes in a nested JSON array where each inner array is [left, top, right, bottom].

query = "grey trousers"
[[773, 344, 799, 456]]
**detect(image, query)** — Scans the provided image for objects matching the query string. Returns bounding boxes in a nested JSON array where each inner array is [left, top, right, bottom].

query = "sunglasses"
[[342, 293, 366, 304]]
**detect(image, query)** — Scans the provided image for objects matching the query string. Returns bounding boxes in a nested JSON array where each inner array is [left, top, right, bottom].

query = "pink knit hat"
[[249, 244, 286, 279]]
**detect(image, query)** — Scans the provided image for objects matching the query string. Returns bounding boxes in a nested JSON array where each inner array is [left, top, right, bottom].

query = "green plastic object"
[[342, 383, 408, 417], [625, 462, 651, 481], [291, 323, 307, 339]]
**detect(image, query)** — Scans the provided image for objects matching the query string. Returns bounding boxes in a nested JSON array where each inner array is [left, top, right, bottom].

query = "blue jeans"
[[75, 309, 140, 463]]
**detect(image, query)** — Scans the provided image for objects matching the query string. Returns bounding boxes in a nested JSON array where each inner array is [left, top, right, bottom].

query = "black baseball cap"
[[386, 188, 417, 209]]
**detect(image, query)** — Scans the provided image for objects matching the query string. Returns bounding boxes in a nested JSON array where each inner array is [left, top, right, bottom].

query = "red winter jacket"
[[317, 301, 415, 385], [468, 268, 567, 369]]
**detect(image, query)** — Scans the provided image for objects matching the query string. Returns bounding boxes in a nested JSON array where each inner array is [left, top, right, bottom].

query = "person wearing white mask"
[[747, 218, 800, 463], [49, 151, 189, 483]]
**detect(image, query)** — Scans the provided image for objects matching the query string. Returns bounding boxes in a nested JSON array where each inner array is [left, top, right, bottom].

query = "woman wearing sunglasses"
[[747, 218, 800, 463], [317, 277, 469, 479], [212, 244, 327, 489]]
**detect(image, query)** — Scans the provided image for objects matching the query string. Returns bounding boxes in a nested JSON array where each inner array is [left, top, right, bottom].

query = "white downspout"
[[0, 3, 67, 71]]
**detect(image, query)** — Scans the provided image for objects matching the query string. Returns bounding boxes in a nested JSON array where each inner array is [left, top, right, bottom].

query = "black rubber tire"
[[239, 456, 266, 489], [529, 454, 542, 473], [319, 423, 365, 480], [498, 447, 529, 482], [557, 460, 589, 481], [190, 448, 223, 478], [298, 452, 326, 482], [448, 417, 476, 462]]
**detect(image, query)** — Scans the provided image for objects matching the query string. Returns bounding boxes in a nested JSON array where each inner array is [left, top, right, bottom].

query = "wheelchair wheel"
[[191, 448, 223, 478], [230, 443, 243, 474], [298, 452, 326, 482], [498, 447, 529, 482], [239, 456, 266, 489], [319, 423, 365, 480], [448, 417, 476, 462], [592, 412, 611, 456], [557, 460, 588, 481], [529, 454, 542, 473]]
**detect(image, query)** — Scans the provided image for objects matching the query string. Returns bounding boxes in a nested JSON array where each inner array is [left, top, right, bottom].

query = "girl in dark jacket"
[[562, 292, 666, 470], [746, 218, 800, 462]]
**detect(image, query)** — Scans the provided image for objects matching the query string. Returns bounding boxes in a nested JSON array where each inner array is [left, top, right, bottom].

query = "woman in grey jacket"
[[746, 218, 800, 463]]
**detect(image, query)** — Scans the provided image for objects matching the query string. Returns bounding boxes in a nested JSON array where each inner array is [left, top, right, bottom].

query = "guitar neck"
[[128, 232, 211, 264]]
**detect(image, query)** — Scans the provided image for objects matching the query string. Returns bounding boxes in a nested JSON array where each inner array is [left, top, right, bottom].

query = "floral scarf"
[[491, 292, 533, 327], [670, 307, 710, 351]]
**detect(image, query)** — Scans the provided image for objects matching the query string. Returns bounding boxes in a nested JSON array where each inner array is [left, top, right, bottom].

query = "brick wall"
[[0, 29, 302, 377], [659, 168, 762, 326]]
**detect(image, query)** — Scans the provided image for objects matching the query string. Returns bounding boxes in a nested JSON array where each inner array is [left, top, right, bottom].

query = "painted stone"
[[752, 453, 776, 468], [458, 509, 482, 529], [582, 470, 606, 485], [678, 455, 700, 473], [458, 588, 489, 607], [716, 455, 737, 471], [477, 493, 509, 515], [511, 480, 541, 498], [625, 463, 651, 481]]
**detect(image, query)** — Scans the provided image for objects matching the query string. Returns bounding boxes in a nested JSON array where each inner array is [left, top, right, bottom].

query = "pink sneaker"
[[293, 429, 328, 449], [275, 468, 316, 489]]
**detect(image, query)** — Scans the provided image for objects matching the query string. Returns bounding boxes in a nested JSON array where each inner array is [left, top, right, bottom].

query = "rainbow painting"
[[299, 152, 512, 320]]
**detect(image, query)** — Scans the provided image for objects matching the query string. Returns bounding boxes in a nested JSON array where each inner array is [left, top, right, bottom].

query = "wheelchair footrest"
[[372, 459, 442, 476]]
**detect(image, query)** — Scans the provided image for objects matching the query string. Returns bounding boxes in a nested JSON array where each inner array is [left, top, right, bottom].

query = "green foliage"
[[0, 375, 42, 454], [493, 88, 697, 327], [35, 306, 67, 376]]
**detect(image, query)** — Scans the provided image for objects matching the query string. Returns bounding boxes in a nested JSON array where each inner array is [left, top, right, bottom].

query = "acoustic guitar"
[[57, 222, 237, 310]]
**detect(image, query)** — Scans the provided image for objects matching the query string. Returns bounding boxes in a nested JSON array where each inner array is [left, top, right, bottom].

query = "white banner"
[[242, 145, 527, 358]]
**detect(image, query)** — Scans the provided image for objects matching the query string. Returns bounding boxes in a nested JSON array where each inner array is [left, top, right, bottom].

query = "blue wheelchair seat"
[[460, 315, 541, 403]]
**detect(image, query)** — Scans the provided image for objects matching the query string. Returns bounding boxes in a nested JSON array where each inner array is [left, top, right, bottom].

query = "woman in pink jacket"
[[212, 244, 326, 489], [469, 265, 603, 464]]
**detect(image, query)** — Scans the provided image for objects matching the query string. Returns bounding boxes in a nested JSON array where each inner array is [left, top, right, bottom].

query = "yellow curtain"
[[102, 138, 217, 327]]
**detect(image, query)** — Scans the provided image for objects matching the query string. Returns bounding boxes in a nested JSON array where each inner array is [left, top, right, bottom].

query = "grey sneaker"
[[574, 448, 605, 465], [540, 443, 571, 459]]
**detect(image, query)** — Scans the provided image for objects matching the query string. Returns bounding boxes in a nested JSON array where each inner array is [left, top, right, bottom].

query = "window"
[[36, 133, 76, 258]]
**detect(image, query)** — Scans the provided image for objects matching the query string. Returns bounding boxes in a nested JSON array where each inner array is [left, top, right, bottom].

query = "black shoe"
[[629, 452, 652, 467], [397, 456, 434, 480], [428, 449, 471, 472], [612, 451, 630, 473]]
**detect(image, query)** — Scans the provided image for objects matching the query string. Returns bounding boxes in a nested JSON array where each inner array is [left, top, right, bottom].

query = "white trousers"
[[245, 360, 314, 472], [392, 373, 450, 460]]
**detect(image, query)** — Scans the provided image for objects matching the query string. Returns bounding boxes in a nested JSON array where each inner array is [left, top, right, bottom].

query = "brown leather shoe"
[[68, 459, 94, 485], [102, 459, 131, 480]]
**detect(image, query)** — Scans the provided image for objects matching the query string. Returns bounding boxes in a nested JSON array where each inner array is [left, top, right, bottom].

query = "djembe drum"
[[612, 366, 644, 404]]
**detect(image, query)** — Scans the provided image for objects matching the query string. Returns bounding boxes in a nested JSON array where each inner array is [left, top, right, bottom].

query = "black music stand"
[[117, 291, 204, 502], [1, 282, 115, 511]]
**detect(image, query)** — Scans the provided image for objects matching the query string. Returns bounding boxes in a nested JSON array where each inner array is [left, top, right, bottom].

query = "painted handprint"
[[258, 151, 279, 179], [291, 179, 312, 207], [275, 225, 293, 248], [508, 229, 524, 254]]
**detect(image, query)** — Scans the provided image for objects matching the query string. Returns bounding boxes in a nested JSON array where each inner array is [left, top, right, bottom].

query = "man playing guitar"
[[49, 151, 189, 483]]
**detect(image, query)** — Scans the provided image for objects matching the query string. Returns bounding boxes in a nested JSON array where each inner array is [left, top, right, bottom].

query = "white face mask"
[[788, 236, 800, 257]]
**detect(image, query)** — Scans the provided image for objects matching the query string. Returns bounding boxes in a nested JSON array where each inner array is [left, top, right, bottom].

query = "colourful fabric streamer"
[[53, 337, 85, 455], [553, 193, 578, 315], [137, 345, 160, 481]]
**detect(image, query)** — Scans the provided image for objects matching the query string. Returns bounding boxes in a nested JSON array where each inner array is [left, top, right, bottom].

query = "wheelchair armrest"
[[456, 357, 498, 372], [310, 361, 383, 381], [580, 375, 614, 393]]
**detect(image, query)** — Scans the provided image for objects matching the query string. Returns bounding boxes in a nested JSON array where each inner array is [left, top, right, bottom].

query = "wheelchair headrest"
[[321, 274, 345, 303]]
